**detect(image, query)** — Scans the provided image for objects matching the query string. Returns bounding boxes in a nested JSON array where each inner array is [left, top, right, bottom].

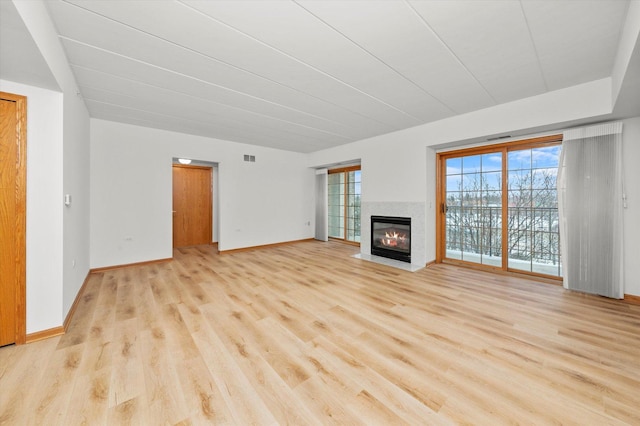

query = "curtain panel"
[[558, 122, 624, 298], [314, 169, 328, 241]]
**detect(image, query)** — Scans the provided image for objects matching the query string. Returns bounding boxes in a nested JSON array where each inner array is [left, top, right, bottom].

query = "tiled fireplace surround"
[[360, 202, 426, 269]]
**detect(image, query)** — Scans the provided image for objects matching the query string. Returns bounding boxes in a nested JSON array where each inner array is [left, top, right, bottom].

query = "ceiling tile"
[[296, 0, 495, 114], [522, 0, 629, 91], [5, 0, 624, 152], [409, 0, 547, 103], [183, 0, 454, 122], [52, 0, 422, 129], [71, 64, 368, 142], [61, 37, 392, 140], [78, 81, 349, 147], [85, 98, 327, 152]]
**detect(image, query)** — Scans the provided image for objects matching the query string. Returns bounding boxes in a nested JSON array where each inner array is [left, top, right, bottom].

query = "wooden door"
[[0, 93, 27, 346], [172, 165, 212, 248]]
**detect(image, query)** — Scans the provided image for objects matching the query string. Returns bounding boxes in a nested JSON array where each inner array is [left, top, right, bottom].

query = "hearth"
[[371, 216, 411, 263]]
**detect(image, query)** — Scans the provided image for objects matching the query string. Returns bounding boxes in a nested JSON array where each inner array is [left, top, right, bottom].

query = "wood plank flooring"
[[1, 240, 640, 425]]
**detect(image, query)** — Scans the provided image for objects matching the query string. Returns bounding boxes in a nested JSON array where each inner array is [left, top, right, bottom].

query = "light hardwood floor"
[[1, 241, 640, 425]]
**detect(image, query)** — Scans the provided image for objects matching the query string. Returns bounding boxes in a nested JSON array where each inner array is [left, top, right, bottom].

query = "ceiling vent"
[[487, 135, 512, 141]]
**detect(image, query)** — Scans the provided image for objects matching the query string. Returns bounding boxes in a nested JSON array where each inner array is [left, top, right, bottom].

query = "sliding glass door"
[[328, 166, 361, 243], [438, 135, 562, 278]]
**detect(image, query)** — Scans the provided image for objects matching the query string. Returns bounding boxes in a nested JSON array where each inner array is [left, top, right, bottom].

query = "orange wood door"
[[1, 98, 17, 346], [172, 165, 212, 248]]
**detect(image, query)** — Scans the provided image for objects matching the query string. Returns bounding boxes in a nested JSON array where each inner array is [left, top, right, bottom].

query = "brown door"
[[0, 93, 26, 346], [172, 165, 212, 248]]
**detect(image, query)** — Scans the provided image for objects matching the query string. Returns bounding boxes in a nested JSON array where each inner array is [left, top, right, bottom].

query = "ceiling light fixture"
[[178, 158, 192, 164]]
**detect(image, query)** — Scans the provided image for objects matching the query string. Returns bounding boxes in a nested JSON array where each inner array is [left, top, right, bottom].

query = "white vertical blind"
[[315, 169, 328, 241], [558, 122, 624, 298]]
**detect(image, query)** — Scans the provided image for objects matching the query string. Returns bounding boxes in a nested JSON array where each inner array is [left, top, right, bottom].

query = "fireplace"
[[371, 216, 411, 263]]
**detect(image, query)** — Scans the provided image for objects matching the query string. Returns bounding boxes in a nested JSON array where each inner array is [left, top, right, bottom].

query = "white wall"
[[11, 0, 91, 332], [62, 84, 90, 317], [90, 119, 315, 268], [0, 79, 64, 333]]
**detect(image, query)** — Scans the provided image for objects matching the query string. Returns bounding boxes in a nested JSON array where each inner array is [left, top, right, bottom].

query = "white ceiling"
[[1, 0, 634, 152]]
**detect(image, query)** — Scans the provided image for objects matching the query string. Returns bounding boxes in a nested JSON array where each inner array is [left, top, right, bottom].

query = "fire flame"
[[382, 231, 406, 247]]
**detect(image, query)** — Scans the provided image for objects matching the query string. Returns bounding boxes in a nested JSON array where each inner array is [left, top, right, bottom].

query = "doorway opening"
[[172, 160, 217, 249]]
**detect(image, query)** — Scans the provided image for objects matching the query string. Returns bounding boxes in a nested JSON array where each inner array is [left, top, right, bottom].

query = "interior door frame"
[[172, 164, 213, 248], [1, 91, 27, 345]]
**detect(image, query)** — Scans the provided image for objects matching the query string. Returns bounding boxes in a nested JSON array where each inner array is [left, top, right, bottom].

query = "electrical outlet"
[[124, 236, 133, 241]]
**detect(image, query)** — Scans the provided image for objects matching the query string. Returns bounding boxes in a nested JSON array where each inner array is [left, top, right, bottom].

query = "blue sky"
[[447, 145, 561, 176], [446, 145, 561, 192]]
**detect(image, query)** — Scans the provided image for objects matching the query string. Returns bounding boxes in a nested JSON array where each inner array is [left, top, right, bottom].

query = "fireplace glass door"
[[371, 216, 411, 262]]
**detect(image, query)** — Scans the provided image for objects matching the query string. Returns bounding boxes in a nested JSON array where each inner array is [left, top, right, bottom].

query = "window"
[[328, 166, 361, 243], [437, 135, 562, 278]]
